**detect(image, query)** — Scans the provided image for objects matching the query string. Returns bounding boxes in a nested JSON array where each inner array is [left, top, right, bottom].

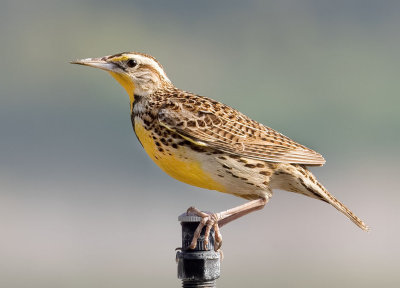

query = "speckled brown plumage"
[[155, 88, 326, 165], [131, 85, 367, 231]]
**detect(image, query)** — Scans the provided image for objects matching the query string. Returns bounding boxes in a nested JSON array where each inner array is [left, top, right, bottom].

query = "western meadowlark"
[[71, 52, 368, 250]]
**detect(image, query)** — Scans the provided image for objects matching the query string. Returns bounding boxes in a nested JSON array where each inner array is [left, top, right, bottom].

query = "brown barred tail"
[[294, 165, 369, 231], [322, 188, 369, 231]]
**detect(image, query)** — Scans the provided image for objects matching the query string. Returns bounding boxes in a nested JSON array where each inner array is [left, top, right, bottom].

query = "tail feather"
[[320, 186, 369, 231], [294, 165, 369, 231]]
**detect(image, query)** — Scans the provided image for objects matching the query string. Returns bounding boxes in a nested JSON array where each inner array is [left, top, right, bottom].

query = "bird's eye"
[[126, 59, 137, 68]]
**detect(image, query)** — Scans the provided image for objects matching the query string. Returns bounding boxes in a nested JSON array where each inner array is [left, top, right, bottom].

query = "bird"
[[71, 51, 368, 250]]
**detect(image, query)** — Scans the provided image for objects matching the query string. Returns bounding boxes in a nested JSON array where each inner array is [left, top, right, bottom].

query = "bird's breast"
[[133, 117, 227, 192]]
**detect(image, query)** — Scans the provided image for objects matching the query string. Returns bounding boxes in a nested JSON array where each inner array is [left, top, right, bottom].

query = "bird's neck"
[[108, 71, 174, 112]]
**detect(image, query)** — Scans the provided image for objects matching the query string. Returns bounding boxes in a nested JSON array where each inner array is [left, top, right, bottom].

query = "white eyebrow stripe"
[[134, 54, 170, 82]]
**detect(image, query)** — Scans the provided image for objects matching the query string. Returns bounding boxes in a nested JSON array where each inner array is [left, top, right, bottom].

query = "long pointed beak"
[[70, 57, 116, 72]]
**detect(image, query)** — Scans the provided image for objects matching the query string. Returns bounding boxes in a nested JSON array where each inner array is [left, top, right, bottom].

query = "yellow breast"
[[134, 120, 226, 192]]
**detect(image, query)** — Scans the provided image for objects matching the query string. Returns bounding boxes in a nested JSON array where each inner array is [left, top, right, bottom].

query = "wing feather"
[[157, 96, 325, 166]]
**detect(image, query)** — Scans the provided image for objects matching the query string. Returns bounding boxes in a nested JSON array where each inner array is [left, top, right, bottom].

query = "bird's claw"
[[186, 207, 223, 252]]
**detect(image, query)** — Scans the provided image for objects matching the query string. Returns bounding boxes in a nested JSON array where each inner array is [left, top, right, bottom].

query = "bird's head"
[[71, 52, 171, 98]]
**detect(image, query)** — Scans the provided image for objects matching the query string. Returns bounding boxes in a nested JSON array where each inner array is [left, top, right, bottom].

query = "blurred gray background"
[[1, 0, 399, 287]]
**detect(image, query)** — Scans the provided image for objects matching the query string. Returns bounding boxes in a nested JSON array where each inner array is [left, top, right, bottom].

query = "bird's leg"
[[217, 198, 268, 227], [187, 198, 268, 251]]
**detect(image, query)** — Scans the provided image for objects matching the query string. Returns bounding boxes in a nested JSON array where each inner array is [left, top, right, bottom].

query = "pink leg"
[[187, 198, 268, 251]]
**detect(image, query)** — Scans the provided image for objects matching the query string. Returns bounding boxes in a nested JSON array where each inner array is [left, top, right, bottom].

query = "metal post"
[[176, 213, 221, 288]]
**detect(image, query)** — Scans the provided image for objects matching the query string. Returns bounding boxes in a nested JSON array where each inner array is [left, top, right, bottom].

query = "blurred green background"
[[1, 0, 399, 287]]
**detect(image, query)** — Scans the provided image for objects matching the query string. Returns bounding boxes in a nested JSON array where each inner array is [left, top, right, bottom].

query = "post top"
[[178, 211, 212, 222]]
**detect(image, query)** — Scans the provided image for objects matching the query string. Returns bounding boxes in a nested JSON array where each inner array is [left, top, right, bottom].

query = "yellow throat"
[[109, 71, 135, 110]]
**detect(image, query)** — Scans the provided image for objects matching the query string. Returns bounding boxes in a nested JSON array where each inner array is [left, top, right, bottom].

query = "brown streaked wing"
[[157, 95, 326, 166]]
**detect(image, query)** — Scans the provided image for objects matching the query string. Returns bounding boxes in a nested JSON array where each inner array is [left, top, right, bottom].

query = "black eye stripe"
[[112, 62, 125, 71], [127, 59, 137, 68]]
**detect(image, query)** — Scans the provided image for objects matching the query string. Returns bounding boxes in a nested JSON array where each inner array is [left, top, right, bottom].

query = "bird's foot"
[[186, 206, 223, 251]]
